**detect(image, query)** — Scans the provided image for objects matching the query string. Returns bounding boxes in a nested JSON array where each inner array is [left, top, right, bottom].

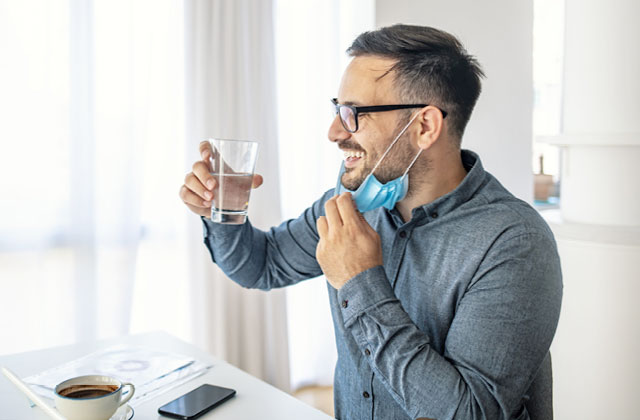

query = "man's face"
[[329, 56, 417, 191]]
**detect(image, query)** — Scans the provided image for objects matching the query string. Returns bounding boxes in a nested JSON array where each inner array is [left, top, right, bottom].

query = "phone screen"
[[158, 384, 236, 419]]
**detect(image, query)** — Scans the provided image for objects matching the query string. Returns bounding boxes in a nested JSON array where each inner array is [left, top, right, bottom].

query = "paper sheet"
[[23, 345, 213, 408]]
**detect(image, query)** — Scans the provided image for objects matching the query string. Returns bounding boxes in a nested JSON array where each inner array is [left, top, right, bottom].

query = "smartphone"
[[158, 384, 236, 419]]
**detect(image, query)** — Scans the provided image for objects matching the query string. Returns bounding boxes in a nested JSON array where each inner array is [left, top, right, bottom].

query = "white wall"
[[541, 0, 640, 418], [376, 0, 534, 202]]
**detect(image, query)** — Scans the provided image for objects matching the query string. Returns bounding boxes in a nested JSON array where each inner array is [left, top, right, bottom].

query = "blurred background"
[[0, 0, 638, 418]]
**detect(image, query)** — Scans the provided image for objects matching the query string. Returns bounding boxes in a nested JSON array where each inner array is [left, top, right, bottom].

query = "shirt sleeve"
[[202, 189, 334, 290], [336, 232, 563, 420]]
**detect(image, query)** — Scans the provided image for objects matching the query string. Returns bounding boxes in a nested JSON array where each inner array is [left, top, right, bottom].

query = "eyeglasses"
[[331, 98, 447, 133]]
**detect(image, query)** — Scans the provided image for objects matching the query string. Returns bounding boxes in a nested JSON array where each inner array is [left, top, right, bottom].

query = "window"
[[532, 0, 565, 207]]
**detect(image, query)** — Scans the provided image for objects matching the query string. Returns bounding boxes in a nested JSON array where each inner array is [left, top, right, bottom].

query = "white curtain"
[[0, 0, 190, 354], [184, 0, 290, 391], [274, 0, 375, 390], [0, 0, 374, 396]]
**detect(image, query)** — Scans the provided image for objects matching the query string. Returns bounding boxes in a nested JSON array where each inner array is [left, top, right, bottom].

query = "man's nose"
[[328, 114, 351, 143]]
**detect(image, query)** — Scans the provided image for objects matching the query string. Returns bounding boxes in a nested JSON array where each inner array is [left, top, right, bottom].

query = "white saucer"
[[111, 404, 134, 420]]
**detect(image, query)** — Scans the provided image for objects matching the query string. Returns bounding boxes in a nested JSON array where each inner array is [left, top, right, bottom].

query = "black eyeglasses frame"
[[331, 98, 447, 133]]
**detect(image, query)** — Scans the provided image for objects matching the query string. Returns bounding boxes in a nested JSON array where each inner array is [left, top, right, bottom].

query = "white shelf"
[[535, 133, 640, 147], [540, 209, 640, 246]]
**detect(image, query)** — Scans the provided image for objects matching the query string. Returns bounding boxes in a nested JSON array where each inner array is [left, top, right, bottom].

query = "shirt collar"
[[389, 149, 486, 224]]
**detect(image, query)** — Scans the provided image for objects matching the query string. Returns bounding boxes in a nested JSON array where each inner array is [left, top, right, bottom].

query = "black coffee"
[[59, 384, 118, 399]]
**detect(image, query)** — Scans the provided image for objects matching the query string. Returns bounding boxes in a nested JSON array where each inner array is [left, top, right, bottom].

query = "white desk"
[[0, 331, 333, 420]]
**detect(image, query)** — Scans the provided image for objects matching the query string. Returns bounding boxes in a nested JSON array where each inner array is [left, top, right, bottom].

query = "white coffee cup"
[[54, 375, 135, 420]]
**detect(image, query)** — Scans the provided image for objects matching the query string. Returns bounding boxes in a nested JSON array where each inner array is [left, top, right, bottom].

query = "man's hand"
[[179, 141, 263, 218], [316, 192, 383, 289]]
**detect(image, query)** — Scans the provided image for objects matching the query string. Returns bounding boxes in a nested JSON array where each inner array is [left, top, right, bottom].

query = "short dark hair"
[[347, 24, 484, 142]]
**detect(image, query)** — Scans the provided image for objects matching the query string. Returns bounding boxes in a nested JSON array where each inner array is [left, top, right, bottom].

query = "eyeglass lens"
[[338, 106, 356, 132]]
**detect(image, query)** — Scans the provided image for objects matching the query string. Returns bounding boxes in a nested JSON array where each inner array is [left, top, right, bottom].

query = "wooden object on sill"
[[534, 155, 554, 201]]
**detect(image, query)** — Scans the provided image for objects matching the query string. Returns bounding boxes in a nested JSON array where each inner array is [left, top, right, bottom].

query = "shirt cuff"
[[201, 215, 246, 236], [201, 216, 248, 262], [336, 265, 398, 327], [202, 215, 213, 236]]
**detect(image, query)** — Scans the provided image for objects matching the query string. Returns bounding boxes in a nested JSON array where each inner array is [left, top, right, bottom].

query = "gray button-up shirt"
[[202, 150, 563, 420]]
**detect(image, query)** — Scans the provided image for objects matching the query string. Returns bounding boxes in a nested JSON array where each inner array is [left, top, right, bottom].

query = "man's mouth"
[[343, 149, 365, 168]]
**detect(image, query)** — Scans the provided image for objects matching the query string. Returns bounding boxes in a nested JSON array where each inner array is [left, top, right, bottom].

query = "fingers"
[[316, 215, 328, 238], [335, 192, 361, 226], [199, 140, 214, 161], [180, 184, 212, 209], [192, 161, 216, 190], [324, 196, 343, 229], [201, 141, 236, 174], [184, 172, 213, 201]]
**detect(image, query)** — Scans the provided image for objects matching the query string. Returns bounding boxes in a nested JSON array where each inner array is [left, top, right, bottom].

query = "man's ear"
[[415, 106, 444, 150]]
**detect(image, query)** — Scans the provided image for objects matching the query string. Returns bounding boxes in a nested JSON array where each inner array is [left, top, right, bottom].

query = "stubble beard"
[[340, 119, 417, 191]]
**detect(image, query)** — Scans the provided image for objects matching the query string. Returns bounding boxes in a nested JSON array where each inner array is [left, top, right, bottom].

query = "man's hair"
[[347, 24, 484, 143]]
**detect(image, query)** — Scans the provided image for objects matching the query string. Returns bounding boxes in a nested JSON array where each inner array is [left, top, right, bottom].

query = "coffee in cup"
[[58, 384, 120, 399], [54, 375, 135, 420]]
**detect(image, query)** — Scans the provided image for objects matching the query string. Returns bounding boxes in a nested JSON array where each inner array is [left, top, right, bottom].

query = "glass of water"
[[206, 138, 259, 224]]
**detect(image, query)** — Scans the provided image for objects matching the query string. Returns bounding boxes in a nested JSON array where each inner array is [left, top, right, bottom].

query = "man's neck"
[[396, 148, 467, 223]]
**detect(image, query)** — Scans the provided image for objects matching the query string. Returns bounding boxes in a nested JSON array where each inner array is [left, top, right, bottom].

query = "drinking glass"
[[206, 138, 259, 224]]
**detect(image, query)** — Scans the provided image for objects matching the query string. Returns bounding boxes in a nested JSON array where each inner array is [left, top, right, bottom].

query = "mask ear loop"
[[402, 148, 423, 178], [369, 112, 420, 176]]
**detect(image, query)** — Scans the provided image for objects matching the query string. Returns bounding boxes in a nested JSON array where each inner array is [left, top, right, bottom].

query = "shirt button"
[[364, 348, 371, 356], [363, 391, 370, 398], [399, 231, 407, 238], [341, 300, 348, 308], [431, 211, 438, 218]]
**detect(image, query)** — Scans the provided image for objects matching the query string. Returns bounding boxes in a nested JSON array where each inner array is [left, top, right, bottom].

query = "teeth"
[[343, 150, 365, 159]]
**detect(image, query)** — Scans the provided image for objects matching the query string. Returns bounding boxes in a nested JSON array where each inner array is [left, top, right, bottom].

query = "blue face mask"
[[335, 113, 422, 213]]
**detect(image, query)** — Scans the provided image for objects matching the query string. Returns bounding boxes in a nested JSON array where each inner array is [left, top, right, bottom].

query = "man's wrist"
[[336, 265, 396, 327]]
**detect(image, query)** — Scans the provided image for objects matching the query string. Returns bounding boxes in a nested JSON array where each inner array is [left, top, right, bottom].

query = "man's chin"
[[341, 171, 365, 191]]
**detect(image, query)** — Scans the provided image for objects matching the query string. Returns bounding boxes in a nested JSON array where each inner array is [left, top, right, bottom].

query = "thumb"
[[252, 174, 264, 189]]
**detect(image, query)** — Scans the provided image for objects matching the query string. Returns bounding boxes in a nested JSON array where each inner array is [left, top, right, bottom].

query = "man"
[[180, 24, 562, 420]]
